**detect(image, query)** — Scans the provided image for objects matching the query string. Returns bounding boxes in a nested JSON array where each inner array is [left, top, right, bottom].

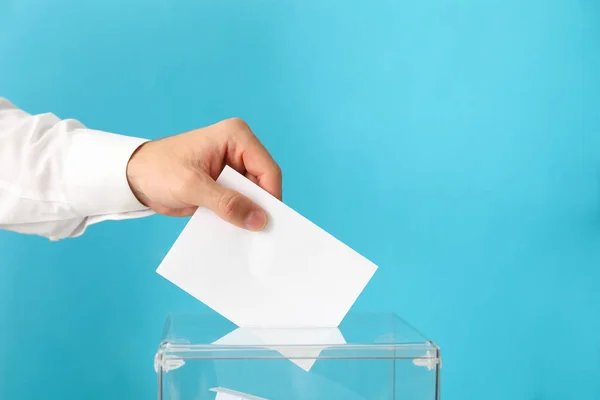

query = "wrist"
[[126, 141, 152, 207]]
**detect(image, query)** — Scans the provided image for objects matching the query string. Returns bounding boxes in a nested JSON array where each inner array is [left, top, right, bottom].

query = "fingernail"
[[244, 209, 267, 231]]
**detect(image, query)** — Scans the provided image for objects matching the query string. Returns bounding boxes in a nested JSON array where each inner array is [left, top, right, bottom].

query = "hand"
[[126, 118, 282, 231]]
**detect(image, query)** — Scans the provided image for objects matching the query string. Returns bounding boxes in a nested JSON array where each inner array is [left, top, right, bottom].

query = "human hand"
[[126, 118, 282, 231]]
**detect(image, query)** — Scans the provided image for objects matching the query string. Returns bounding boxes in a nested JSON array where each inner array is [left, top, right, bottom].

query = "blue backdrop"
[[1, 0, 599, 399]]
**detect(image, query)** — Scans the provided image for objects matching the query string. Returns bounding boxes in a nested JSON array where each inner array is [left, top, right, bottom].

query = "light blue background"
[[1, 0, 599, 399]]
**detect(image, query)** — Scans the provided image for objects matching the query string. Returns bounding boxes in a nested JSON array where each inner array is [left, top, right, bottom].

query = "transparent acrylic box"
[[155, 312, 441, 400]]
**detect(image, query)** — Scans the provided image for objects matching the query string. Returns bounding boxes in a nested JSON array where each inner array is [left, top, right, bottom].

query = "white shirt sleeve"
[[0, 97, 154, 240]]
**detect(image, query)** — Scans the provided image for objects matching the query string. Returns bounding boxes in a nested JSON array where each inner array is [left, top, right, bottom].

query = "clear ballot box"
[[155, 312, 441, 400]]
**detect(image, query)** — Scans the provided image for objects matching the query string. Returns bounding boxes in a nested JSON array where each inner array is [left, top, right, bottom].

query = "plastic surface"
[[155, 312, 441, 400]]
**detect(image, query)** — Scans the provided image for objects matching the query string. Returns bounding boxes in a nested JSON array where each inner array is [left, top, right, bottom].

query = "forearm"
[[0, 98, 153, 240]]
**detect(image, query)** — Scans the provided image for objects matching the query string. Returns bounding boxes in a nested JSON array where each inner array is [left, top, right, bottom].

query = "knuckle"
[[274, 164, 283, 178], [219, 191, 243, 219], [224, 117, 250, 132]]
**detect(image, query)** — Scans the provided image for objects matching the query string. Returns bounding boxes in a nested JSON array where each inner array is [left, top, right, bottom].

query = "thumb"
[[201, 179, 268, 231]]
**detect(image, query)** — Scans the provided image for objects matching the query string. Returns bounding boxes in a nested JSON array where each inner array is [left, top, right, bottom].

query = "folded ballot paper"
[[210, 387, 267, 400], [157, 166, 378, 369]]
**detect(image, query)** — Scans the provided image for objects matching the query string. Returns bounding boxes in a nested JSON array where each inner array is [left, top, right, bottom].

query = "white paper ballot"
[[213, 326, 346, 371], [157, 166, 378, 328], [210, 387, 267, 400]]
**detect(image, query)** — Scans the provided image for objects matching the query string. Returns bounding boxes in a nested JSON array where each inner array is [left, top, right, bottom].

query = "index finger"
[[228, 121, 282, 200]]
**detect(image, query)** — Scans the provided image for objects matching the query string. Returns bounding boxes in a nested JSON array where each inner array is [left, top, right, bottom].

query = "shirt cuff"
[[64, 129, 150, 217]]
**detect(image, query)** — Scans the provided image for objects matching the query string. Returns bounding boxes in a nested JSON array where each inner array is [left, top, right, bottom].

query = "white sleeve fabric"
[[0, 97, 154, 240]]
